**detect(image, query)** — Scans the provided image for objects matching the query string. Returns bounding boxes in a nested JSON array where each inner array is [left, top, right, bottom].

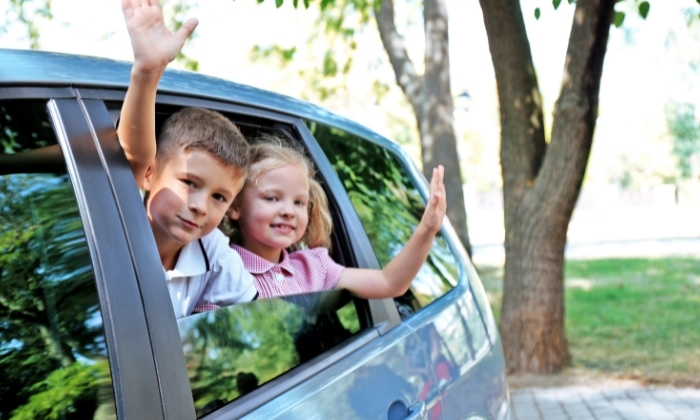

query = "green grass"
[[477, 258, 700, 385]]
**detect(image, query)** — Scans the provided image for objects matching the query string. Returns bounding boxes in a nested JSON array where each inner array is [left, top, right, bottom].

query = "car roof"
[[1, 48, 405, 156]]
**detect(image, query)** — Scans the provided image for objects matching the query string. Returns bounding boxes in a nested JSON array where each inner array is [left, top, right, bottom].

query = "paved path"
[[510, 386, 700, 420]]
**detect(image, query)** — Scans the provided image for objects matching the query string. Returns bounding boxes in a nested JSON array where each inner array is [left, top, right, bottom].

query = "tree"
[[478, 0, 619, 373], [2, 0, 52, 49], [667, 103, 700, 180], [252, 0, 473, 257], [3, 0, 200, 69]]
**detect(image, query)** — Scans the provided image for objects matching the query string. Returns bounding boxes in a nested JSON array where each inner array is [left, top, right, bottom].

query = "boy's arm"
[[118, 0, 198, 187], [337, 166, 446, 299]]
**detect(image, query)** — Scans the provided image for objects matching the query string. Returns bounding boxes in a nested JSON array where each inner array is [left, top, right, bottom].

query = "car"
[[0, 48, 510, 420]]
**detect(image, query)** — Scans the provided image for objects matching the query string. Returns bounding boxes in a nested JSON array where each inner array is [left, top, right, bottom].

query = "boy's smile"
[[230, 164, 310, 263], [144, 149, 244, 268]]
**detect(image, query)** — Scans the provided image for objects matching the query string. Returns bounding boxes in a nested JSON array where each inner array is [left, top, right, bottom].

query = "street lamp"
[[455, 90, 471, 112]]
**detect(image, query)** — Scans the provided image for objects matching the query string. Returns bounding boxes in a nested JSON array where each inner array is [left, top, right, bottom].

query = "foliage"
[[532, 0, 650, 25], [245, 0, 373, 101], [10, 361, 109, 420], [3, 0, 53, 49], [310, 122, 459, 308], [666, 102, 700, 180], [180, 292, 362, 417]]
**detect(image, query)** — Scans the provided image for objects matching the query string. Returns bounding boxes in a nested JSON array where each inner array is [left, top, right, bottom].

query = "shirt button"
[[275, 274, 284, 282]]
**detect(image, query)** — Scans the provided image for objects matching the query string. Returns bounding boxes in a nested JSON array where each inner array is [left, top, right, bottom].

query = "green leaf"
[[568, 0, 574, 3], [553, 0, 561, 10], [535, 7, 541, 19], [638, 1, 650, 19], [275, 0, 283, 7], [613, 11, 625, 27], [292, 0, 298, 6]]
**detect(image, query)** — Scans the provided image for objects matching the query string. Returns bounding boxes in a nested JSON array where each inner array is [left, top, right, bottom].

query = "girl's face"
[[229, 164, 310, 263]]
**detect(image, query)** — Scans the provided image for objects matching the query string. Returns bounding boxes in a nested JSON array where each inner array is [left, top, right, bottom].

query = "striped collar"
[[231, 244, 296, 276]]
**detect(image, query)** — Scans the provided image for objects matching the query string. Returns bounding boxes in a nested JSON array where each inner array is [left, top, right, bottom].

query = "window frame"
[[77, 88, 401, 419]]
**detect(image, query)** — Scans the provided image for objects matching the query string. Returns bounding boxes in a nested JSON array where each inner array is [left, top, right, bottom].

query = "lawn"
[[477, 258, 700, 386]]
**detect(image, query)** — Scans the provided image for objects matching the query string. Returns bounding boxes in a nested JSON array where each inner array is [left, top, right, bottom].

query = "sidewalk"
[[510, 385, 700, 420]]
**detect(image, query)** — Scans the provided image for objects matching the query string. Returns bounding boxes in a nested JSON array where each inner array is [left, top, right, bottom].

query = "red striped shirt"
[[232, 244, 345, 299]]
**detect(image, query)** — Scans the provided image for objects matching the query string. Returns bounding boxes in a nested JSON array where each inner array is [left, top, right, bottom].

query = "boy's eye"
[[182, 179, 196, 188], [265, 196, 277, 202], [213, 193, 228, 203]]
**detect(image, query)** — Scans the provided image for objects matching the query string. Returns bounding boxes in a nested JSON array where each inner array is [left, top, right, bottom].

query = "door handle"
[[405, 401, 427, 420]]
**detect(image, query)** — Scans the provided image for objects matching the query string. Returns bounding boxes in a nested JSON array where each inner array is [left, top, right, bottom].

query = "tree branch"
[[478, 0, 547, 204], [534, 0, 616, 214], [375, 0, 423, 107]]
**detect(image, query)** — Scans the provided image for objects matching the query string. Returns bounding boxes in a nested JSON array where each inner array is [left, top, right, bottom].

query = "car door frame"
[[0, 87, 168, 419]]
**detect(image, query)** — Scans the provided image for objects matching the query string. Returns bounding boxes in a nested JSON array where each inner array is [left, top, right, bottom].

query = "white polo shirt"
[[165, 228, 257, 318]]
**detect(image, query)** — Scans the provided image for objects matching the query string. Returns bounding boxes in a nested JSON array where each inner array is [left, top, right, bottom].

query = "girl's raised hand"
[[121, 0, 198, 73], [420, 165, 446, 234]]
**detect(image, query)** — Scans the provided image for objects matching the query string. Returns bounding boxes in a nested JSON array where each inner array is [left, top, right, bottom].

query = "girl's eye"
[[182, 179, 196, 188], [265, 196, 277, 202], [294, 200, 307, 206]]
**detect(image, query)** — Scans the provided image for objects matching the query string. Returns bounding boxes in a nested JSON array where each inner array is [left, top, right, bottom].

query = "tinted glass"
[[0, 101, 115, 419], [310, 123, 458, 315], [179, 289, 363, 418]]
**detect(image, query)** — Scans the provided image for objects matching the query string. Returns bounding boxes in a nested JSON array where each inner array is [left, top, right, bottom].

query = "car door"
[[0, 93, 168, 419], [305, 120, 510, 420], [81, 92, 438, 420]]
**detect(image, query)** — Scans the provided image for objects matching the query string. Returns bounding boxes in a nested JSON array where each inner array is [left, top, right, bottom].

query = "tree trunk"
[[479, 0, 616, 373], [376, 0, 472, 256]]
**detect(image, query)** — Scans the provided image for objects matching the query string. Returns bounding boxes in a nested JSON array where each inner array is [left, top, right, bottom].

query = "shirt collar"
[[165, 239, 209, 280], [232, 245, 296, 276]]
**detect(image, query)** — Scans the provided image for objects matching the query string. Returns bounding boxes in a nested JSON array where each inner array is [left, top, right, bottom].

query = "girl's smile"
[[230, 164, 310, 263]]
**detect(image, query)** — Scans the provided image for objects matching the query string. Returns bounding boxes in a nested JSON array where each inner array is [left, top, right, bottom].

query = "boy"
[[118, 0, 257, 318]]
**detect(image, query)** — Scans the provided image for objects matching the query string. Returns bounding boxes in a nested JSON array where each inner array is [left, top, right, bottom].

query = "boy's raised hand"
[[420, 165, 446, 234], [122, 0, 198, 73]]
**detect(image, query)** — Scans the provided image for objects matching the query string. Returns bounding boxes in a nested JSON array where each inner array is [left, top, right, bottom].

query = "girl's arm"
[[336, 166, 446, 299]]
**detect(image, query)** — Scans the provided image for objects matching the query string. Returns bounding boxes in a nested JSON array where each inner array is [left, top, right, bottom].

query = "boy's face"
[[144, 149, 245, 252]]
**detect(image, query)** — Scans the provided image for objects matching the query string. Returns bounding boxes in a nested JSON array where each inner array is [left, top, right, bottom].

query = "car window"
[[0, 101, 115, 418], [178, 289, 363, 417], [310, 122, 459, 317]]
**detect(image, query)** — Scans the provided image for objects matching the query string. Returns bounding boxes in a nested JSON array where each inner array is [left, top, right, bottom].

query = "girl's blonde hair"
[[228, 134, 333, 250]]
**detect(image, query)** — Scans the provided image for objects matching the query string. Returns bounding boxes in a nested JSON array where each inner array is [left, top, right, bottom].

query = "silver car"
[[0, 48, 510, 420]]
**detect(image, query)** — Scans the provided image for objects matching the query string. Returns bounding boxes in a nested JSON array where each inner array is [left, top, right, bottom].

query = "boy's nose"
[[189, 194, 207, 215]]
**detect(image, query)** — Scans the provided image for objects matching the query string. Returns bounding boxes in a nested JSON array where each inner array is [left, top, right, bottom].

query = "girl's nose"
[[279, 200, 294, 217]]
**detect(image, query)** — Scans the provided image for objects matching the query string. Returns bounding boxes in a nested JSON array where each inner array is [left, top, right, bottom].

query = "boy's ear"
[[227, 203, 241, 221], [142, 164, 155, 190]]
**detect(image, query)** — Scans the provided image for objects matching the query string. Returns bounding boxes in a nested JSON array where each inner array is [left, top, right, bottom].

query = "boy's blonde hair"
[[230, 135, 333, 250], [156, 107, 249, 179]]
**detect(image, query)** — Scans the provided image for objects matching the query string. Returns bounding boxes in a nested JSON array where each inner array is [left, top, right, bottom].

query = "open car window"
[[178, 288, 365, 417]]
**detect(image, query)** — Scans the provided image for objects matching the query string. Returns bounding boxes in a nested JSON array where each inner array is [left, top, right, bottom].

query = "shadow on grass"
[[476, 257, 700, 387]]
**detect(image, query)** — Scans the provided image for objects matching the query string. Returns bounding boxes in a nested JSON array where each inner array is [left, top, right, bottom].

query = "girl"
[[200, 136, 446, 304]]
